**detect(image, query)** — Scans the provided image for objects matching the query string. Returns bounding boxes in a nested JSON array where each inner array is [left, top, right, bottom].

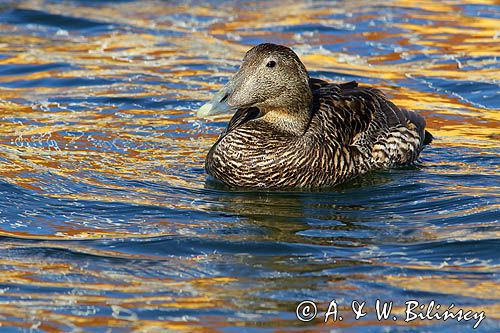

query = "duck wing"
[[309, 78, 358, 91], [312, 79, 431, 166]]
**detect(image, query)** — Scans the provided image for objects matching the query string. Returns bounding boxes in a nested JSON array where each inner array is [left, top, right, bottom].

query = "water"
[[0, 0, 498, 332]]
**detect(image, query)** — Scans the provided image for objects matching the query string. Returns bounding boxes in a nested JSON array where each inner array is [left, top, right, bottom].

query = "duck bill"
[[197, 82, 234, 117]]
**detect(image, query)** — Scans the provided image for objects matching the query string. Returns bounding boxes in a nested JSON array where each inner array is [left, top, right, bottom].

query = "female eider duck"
[[198, 43, 432, 189]]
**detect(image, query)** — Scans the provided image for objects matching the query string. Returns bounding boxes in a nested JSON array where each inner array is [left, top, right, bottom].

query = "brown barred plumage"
[[201, 44, 432, 189]]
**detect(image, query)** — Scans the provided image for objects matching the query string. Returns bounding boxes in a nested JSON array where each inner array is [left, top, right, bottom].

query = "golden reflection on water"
[[0, 0, 499, 330]]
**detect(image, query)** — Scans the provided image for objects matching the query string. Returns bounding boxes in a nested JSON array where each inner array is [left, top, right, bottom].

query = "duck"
[[197, 43, 432, 189]]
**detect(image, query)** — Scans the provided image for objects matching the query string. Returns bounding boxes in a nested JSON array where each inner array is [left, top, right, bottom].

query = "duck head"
[[198, 43, 313, 130]]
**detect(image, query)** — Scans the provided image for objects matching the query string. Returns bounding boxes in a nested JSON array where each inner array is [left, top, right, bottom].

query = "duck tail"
[[423, 130, 433, 145]]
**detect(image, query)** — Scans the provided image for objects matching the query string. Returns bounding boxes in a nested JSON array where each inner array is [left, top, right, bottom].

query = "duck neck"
[[260, 90, 313, 136]]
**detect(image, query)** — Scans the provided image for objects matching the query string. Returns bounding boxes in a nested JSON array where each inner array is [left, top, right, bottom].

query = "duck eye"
[[266, 60, 276, 68]]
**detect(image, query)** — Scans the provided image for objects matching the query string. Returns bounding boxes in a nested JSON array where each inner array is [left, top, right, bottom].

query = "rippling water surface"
[[0, 0, 498, 332]]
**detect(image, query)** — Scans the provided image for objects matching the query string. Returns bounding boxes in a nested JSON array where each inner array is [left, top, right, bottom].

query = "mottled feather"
[[204, 44, 431, 188]]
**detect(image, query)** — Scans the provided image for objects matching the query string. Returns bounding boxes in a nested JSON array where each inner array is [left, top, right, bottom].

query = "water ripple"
[[0, 0, 498, 332]]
